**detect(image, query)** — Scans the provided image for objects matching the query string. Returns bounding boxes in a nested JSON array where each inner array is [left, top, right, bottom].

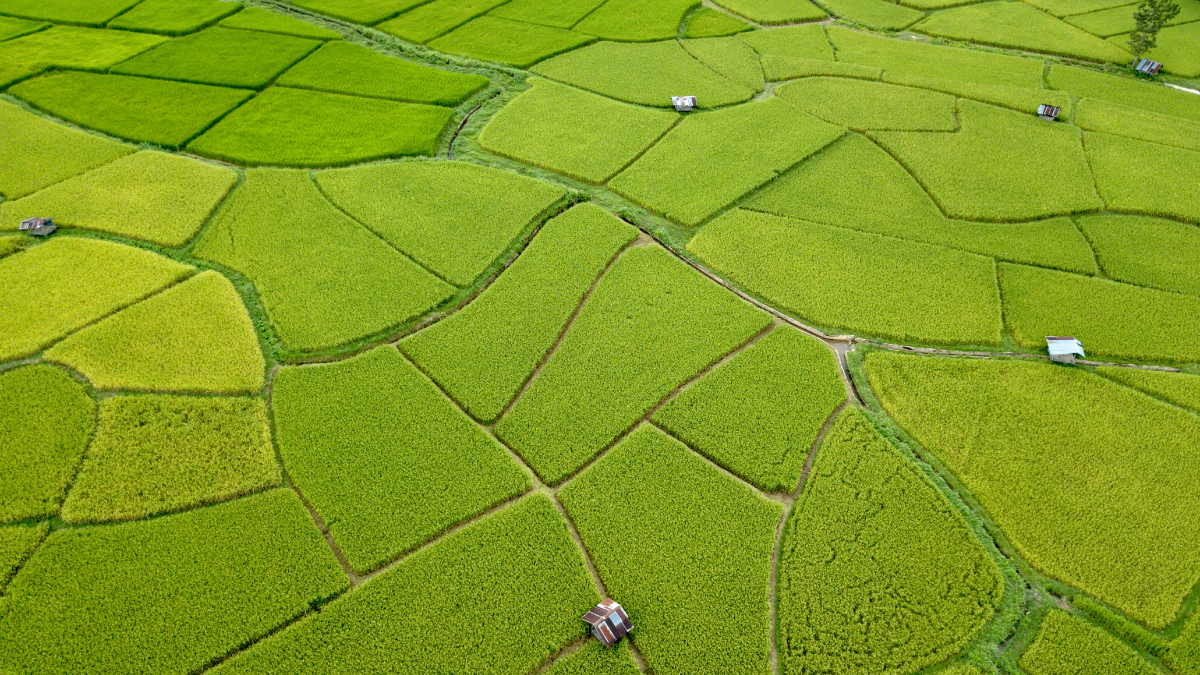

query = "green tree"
[[1128, 0, 1181, 61]]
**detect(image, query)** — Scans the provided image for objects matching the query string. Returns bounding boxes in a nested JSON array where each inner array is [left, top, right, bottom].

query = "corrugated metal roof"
[[1046, 336, 1085, 357], [583, 598, 633, 648]]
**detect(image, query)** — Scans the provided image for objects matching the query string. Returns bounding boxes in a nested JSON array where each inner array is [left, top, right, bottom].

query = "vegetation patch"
[[427, 15, 596, 68], [1086, 131, 1200, 224], [683, 6, 754, 36], [1046, 63, 1200, 123], [778, 407, 1003, 675], [882, 71, 1073, 117], [866, 352, 1200, 628], [8, 71, 253, 148], [1076, 97, 1200, 153], [653, 327, 845, 492], [776, 76, 956, 131], [0, 25, 168, 87], [400, 203, 638, 423], [113, 26, 321, 89], [189, 87, 452, 166], [0, 16, 47, 42], [1020, 610, 1158, 675], [284, 0, 425, 24], [1171, 611, 1200, 675], [687, 210, 1004, 345], [479, 78, 679, 184], [1078, 214, 1200, 296], [376, 0, 509, 44], [574, 0, 700, 41], [711, 0, 826, 23], [0, 365, 94, 523], [0, 523, 48, 592], [0, 237, 192, 361], [828, 26, 1045, 87], [208, 495, 599, 675], [559, 424, 781, 675], [61, 395, 279, 524], [1096, 367, 1200, 413], [1132, 21, 1200, 77], [814, 0, 925, 31], [610, 98, 844, 226], [277, 41, 488, 105], [679, 35, 764, 91], [0, 151, 237, 247], [0, 489, 348, 674], [1022, 0, 1140, 17], [739, 23, 834, 59], [315, 160, 566, 286], [763, 55, 881, 80], [194, 169, 453, 352], [108, 0, 245, 35], [0, 0, 141, 25], [44, 270, 266, 394], [487, 0, 608, 28], [218, 6, 341, 39], [273, 346, 530, 573]]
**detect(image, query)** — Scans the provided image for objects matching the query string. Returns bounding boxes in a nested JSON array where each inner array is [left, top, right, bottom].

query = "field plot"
[[113, 27, 321, 89], [738, 23, 834, 59], [1022, 0, 1138, 17], [61, 395, 279, 524], [0, 365, 94, 523], [218, 6, 342, 39], [711, 0, 826, 22], [1174, 613, 1200, 675], [427, 15, 596, 67], [272, 346, 530, 573], [0, 151, 237, 247], [0, 25, 167, 87], [764, 55, 882, 80], [776, 77, 956, 131], [488, 0, 608, 27], [1077, 214, 1200, 295], [1086, 131, 1200, 224], [0, 15, 46, 42], [108, 0, 244, 35], [559, 425, 781, 675], [543, 641, 641, 675], [194, 169, 453, 352], [778, 408, 1003, 675], [1131, 21, 1200, 76], [401, 203, 638, 422], [0, 523, 47, 591], [574, 0, 700, 41], [0, 489, 348, 675], [315, 160, 566, 286], [1046, 63, 1200, 123], [0, 0, 140, 25], [479, 78, 679, 183], [881, 72, 1073, 117], [209, 495, 599, 675], [1076, 97, 1200, 152], [867, 353, 1200, 629], [829, 27, 1046, 87], [376, 0, 508, 43], [815, 0, 925, 30], [495, 245, 771, 484], [1097, 367, 1200, 413], [683, 7, 754, 36], [284, 0, 424, 24], [1020, 610, 1158, 675], [44, 270, 266, 394]]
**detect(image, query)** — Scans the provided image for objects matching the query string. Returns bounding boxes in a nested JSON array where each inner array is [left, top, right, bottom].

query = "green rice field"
[[1, 0, 1199, 672]]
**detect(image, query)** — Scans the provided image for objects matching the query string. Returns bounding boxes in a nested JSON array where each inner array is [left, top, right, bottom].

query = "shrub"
[[813, 0, 924, 31], [376, 0, 508, 43], [610, 98, 844, 226], [1086, 131, 1200, 224], [0, 237, 192, 361], [189, 87, 453, 166], [1096, 367, 1200, 412], [683, 7, 754, 37], [711, 0, 826, 23], [315, 160, 566, 286], [1020, 611, 1159, 675], [209, 495, 598, 674], [0, 25, 168, 87], [427, 15, 596, 67], [574, 0, 700, 41], [1077, 214, 1200, 295], [0, 489, 348, 674], [218, 6, 341, 39], [558, 424, 782, 675], [0, 523, 47, 592], [193, 169, 453, 352], [0, 0, 140, 24], [284, 0, 424, 24], [866, 352, 1200, 628], [653, 327, 845, 492], [530, 40, 756, 108], [0, 16, 46, 42], [739, 23, 834, 59], [8, 71, 253, 148], [687, 210, 1004, 345], [0, 365, 94, 523], [544, 641, 641, 675], [679, 35, 764, 90], [61, 395, 279, 524], [400, 203, 638, 422], [778, 407, 1003, 675], [478, 78, 679, 183], [495, 246, 771, 484], [881, 71, 1074, 117], [277, 41, 488, 105], [763, 55, 881, 80], [273, 346, 530, 573], [44, 270, 266, 394], [488, 0, 608, 27], [872, 100, 1102, 221], [776, 76, 956, 130], [1047, 63, 1200, 123], [0, 99, 134, 199], [0, 151, 238, 247], [108, 0, 244, 35], [113, 26, 321, 89]]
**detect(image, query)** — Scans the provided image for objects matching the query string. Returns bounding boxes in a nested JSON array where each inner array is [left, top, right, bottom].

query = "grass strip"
[[574, 0, 700, 41], [683, 6, 754, 36], [1047, 63, 1200, 123], [1085, 131, 1200, 225], [400, 203, 638, 423], [108, 0, 245, 35], [0, 365, 94, 523], [0, 0, 140, 25], [1096, 367, 1200, 412], [815, 0, 925, 30], [44, 270, 266, 394], [711, 0, 826, 23], [679, 35, 764, 91], [0, 25, 168, 87], [1078, 214, 1200, 296], [61, 395, 279, 524], [218, 6, 340, 38], [867, 352, 1200, 628], [284, 0, 425, 24], [427, 15, 596, 67], [777, 76, 956, 130], [113, 26, 322, 89], [1020, 610, 1159, 675], [273, 346, 530, 573], [0, 523, 48, 592], [376, 0, 508, 43], [487, 0, 607, 27], [559, 424, 782, 675]]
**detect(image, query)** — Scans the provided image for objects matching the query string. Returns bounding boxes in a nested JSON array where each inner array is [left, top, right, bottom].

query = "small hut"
[[1037, 104, 1060, 121], [1135, 58, 1163, 75], [19, 217, 55, 237], [671, 96, 697, 112], [1046, 336, 1085, 364], [583, 598, 633, 648]]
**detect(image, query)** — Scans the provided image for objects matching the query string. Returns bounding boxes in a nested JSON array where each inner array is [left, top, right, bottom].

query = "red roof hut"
[[583, 598, 633, 648]]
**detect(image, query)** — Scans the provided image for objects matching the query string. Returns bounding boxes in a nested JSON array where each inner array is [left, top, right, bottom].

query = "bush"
[[530, 40, 756, 108], [558, 424, 782, 675], [872, 100, 1102, 221], [218, 6, 341, 39], [776, 76, 956, 130], [680, 35, 764, 90], [1096, 367, 1200, 413], [108, 0, 244, 35], [778, 407, 1003, 675], [0, 365, 94, 523], [277, 41, 488, 105], [0, 523, 47, 592], [687, 209, 1004, 345], [866, 352, 1200, 629], [0, 151, 237, 247], [0, 489, 348, 674], [1020, 610, 1159, 675], [44, 270, 266, 394], [610, 98, 844, 226], [1047, 63, 1200, 123], [0, 0, 140, 24], [1077, 214, 1200, 295], [488, 0, 608, 27], [61, 395, 279, 524], [193, 169, 453, 352], [0, 25, 168, 87], [428, 15, 596, 67], [209, 495, 599, 675], [376, 0, 508, 43], [315, 160, 566, 286], [189, 87, 453, 166], [285, 0, 424, 24], [1086, 131, 1200, 224], [273, 346, 531, 573], [763, 55, 881, 80], [495, 246, 771, 484], [814, 0, 924, 31], [683, 7, 754, 37], [0, 99, 134, 199], [113, 26, 321, 89], [0, 16, 46, 42], [9, 71, 253, 148], [739, 23, 834, 59], [479, 78, 679, 183], [881, 71, 1074, 117], [711, 0, 826, 23], [0, 237, 192, 361], [574, 0, 699, 41], [400, 203, 638, 422]]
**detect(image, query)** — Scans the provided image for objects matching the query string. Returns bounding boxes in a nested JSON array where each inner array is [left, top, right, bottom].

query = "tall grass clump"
[[113, 27, 322, 88], [1020, 610, 1159, 675], [427, 15, 596, 67], [108, 0, 245, 36]]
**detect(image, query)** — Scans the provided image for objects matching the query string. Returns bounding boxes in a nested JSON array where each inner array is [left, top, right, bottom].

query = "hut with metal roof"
[[1037, 104, 1060, 121], [1135, 58, 1163, 75], [1046, 336, 1085, 364], [19, 218, 55, 237], [583, 598, 633, 648], [671, 95, 696, 112]]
